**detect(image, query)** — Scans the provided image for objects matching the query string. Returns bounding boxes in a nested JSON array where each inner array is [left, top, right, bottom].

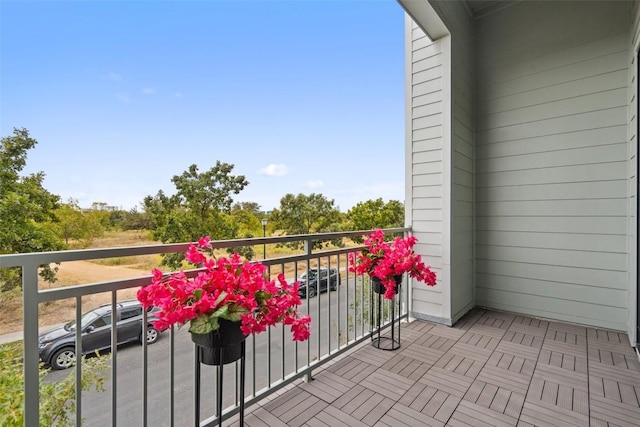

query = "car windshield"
[[301, 270, 318, 280], [66, 310, 103, 331]]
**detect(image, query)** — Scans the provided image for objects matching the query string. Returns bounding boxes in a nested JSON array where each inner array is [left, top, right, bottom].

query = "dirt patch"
[[0, 261, 152, 335]]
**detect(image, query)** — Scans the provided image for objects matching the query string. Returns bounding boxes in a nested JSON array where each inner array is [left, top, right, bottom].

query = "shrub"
[[0, 342, 108, 426]]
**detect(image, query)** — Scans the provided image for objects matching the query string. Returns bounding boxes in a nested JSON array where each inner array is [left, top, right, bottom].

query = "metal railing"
[[0, 228, 410, 426]]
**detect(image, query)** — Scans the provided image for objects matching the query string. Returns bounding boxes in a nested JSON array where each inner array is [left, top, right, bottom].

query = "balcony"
[[2, 229, 639, 426]]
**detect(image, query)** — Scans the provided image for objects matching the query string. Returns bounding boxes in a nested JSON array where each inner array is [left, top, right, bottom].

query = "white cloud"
[[116, 93, 130, 102], [142, 87, 155, 95], [175, 91, 183, 98], [305, 180, 325, 189], [106, 72, 122, 81], [259, 163, 289, 176]]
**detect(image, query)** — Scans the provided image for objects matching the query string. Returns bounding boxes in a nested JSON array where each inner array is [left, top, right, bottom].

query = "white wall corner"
[[404, 12, 413, 231], [441, 34, 453, 322], [404, 12, 414, 315]]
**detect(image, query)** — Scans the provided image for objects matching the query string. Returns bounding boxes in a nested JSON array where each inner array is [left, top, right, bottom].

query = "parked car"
[[38, 300, 162, 370], [297, 268, 341, 298]]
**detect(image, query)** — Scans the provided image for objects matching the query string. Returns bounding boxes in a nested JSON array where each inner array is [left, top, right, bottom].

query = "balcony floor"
[[227, 308, 640, 427]]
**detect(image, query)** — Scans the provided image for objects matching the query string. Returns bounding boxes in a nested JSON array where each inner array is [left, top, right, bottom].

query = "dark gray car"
[[38, 300, 161, 370], [297, 268, 340, 298]]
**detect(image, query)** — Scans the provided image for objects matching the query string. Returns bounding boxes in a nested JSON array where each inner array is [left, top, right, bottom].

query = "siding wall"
[[406, 0, 475, 324], [628, 0, 640, 345], [427, 1, 475, 323], [475, 1, 631, 331], [406, 15, 448, 322]]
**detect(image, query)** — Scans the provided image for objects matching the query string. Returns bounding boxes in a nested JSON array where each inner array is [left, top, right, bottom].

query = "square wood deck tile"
[[226, 310, 640, 427]]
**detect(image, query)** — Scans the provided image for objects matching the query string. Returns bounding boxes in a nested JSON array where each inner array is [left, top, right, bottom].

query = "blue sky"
[[1, 0, 405, 212]]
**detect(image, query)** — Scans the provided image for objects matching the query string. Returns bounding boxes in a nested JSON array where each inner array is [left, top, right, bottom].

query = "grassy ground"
[[0, 230, 354, 335]]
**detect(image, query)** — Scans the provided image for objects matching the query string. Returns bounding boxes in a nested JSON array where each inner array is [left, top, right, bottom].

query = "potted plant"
[[348, 229, 437, 299], [137, 236, 311, 365]]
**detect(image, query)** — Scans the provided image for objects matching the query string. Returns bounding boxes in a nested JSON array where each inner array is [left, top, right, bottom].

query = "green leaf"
[[212, 305, 229, 319], [189, 314, 219, 334], [225, 308, 245, 322]]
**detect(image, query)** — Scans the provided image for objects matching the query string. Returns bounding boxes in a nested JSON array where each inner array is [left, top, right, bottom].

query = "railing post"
[[22, 262, 40, 427], [304, 237, 320, 383]]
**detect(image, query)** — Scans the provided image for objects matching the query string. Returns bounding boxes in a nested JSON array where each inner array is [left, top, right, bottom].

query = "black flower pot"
[[190, 318, 247, 365], [371, 275, 402, 295]]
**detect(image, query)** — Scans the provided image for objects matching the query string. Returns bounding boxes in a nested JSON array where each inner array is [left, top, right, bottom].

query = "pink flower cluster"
[[348, 229, 437, 299], [137, 236, 311, 342]]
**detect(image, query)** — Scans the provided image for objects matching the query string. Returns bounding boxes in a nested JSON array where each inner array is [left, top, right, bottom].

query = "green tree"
[[172, 162, 248, 218], [0, 128, 64, 291], [143, 162, 252, 268], [232, 201, 261, 217], [346, 198, 404, 242], [0, 342, 107, 426], [109, 207, 153, 231], [230, 206, 263, 238], [53, 200, 85, 245], [53, 200, 105, 248], [270, 193, 343, 250]]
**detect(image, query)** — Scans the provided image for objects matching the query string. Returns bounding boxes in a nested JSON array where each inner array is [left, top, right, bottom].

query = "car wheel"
[[51, 347, 76, 370], [330, 278, 337, 291], [142, 326, 159, 344], [307, 285, 317, 298]]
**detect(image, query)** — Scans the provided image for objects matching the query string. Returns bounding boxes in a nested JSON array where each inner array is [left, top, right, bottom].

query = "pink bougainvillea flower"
[[349, 229, 437, 299], [137, 235, 310, 342]]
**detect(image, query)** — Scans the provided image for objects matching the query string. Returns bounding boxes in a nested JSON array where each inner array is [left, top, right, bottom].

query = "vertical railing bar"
[[111, 292, 118, 427], [293, 262, 299, 374], [280, 262, 285, 381], [327, 256, 331, 356], [23, 262, 40, 427], [251, 334, 256, 397], [75, 296, 82, 427], [194, 345, 200, 426], [336, 255, 341, 350], [406, 230, 412, 321], [316, 255, 321, 364], [360, 274, 364, 339], [399, 274, 402, 344], [344, 255, 349, 346], [267, 266, 272, 387], [305, 245, 311, 372], [170, 325, 175, 427], [142, 306, 148, 427]]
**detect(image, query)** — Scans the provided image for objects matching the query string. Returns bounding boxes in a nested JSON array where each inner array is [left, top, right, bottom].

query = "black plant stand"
[[370, 278, 401, 351], [194, 341, 246, 427]]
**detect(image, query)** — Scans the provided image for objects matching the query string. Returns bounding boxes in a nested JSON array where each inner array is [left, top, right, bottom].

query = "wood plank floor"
[[227, 309, 640, 427]]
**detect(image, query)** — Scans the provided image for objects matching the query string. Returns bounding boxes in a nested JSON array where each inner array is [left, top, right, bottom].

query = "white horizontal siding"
[[476, 231, 627, 253], [428, 0, 475, 323], [476, 216, 627, 235], [476, 259, 628, 290], [407, 13, 447, 322], [477, 181, 628, 201], [475, 0, 631, 332], [476, 162, 627, 187], [477, 125, 627, 159]]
